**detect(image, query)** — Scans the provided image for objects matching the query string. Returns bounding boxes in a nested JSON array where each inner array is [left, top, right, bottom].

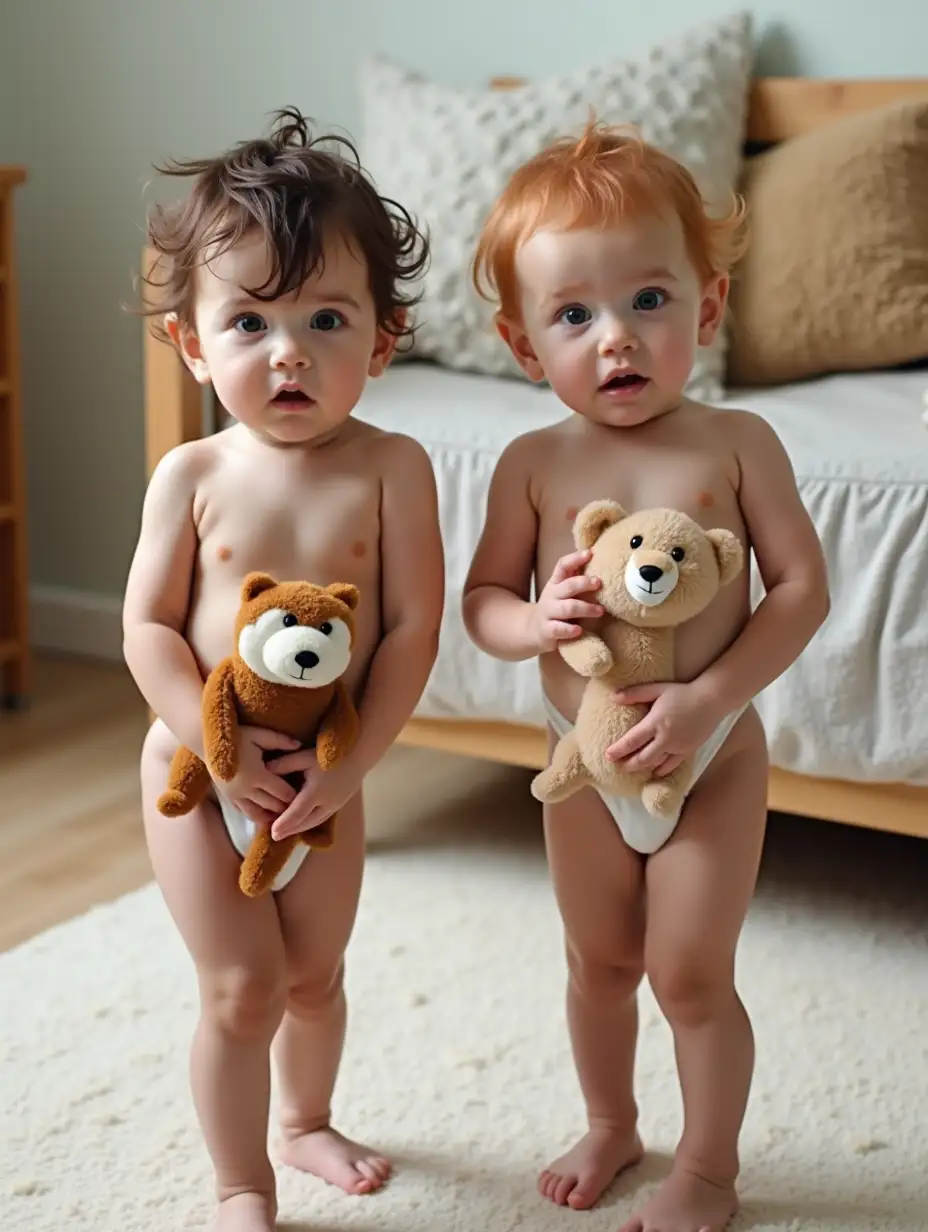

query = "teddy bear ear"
[[327, 582, 360, 611], [241, 572, 278, 602], [573, 500, 627, 550], [706, 530, 744, 587]]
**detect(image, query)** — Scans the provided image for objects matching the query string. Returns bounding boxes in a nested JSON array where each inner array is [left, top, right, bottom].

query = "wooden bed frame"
[[142, 76, 928, 842]]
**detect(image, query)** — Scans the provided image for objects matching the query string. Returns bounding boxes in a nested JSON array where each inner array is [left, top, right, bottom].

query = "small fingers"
[[265, 750, 316, 774], [654, 755, 684, 778], [555, 598, 604, 620], [555, 572, 601, 599], [551, 549, 592, 583], [548, 620, 584, 643], [245, 727, 301, 751], [240, 793, 281, 819], [261, 773, 297, 806]]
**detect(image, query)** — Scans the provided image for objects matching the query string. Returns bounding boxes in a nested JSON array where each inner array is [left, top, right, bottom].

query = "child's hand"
[[530, 549, 604, 653], [268, 756, 362, 841], [222, 726, 300, 826], [606, 680, 722, 778]]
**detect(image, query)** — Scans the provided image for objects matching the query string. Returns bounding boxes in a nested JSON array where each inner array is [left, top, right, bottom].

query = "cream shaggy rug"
[[3, 762, 928, 1232]]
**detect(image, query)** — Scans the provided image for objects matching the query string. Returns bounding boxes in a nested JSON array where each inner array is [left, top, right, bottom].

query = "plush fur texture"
[[157, 573, 360, 897], [532, 502, 743, 816]]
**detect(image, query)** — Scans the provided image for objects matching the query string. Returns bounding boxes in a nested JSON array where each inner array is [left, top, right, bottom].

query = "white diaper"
[[542, 696, 747, 855], [215, 794, 310, 892]]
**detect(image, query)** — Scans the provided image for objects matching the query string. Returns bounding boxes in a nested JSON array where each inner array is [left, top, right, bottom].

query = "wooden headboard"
[[144, 76, 928, 479], [490, 75, 928, 144]]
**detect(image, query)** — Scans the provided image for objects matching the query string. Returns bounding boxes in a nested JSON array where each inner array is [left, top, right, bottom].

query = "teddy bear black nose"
[[638, 565, 664, 584], [295, 650, 319, 670]]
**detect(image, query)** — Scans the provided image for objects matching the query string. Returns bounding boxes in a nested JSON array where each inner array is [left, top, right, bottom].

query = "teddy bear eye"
[[630, 535, 643, 549], [319, 621, 333, 636], [282, 613, 298, 628], [670, 547, 685, 562]]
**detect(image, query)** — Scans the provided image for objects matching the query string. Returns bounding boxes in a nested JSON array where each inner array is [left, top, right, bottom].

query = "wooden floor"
[[0, 654, 152, 950]]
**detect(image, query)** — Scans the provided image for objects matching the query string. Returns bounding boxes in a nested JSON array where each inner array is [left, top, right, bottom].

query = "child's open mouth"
[[271, 389, 313, 409], [600, 372, 649, 397]]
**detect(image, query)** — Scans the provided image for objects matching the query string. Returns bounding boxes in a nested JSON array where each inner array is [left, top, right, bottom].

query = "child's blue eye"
[[633, 288, 666, 312], [233, 313, 267, 334], [311, 309, 346, 332], [558, 304, 592, 327]]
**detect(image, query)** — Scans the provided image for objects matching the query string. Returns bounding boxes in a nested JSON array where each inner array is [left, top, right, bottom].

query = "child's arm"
[[610, 414, 829, 774], [123, 447, 299, 820], [270, 437, 444, 839], [696, 413, 830, 709], [462, 437, 603, 660], [122, 447, 212, 757]]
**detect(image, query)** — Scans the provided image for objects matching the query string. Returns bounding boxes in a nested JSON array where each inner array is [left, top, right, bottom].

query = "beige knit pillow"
[[727, 101, 928, 386]]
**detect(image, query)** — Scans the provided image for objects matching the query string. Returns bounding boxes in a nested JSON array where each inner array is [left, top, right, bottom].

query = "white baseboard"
[[29, 586, 124, 661]]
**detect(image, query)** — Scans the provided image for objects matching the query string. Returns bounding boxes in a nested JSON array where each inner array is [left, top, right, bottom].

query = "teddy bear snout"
[[624, 551, 680, 607]]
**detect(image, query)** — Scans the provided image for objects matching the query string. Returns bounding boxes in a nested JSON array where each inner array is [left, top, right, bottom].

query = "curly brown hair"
[[140, 107, 429, 345]]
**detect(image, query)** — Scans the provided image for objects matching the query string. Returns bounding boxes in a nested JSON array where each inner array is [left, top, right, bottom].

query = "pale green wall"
[[5, 0, 927, 596]]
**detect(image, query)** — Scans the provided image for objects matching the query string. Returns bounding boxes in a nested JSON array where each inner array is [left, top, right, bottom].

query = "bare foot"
[[539, 1127, 643, 1210], [618, 1167, 739, 1232], [215, 1191, 277, 1231], [279, 1125, 391, 1195]]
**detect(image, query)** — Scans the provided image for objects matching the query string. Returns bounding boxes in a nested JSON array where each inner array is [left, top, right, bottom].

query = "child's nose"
[[271, 335, 311, 369], [597, 317, 638, 356]]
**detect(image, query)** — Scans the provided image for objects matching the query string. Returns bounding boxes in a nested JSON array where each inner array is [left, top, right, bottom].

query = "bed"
[[143, 77, 928, 841]]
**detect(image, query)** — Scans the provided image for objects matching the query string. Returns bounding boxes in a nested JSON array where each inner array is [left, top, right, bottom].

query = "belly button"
[[351, 540, 366, 559], [217, 545, 233, 562]]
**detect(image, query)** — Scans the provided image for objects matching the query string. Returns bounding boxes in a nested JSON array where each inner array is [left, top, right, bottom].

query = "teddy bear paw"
[[640, 780, 684, 819]]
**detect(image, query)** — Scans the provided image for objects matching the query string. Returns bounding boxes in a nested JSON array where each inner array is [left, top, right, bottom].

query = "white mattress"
[[356, 364, 928, 787]]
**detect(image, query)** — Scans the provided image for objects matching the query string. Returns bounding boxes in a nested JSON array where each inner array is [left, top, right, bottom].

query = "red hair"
[[473, 120, 747, 320]]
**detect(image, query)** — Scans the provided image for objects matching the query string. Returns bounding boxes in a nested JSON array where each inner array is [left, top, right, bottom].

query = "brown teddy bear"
[[532, 501, 743, 818], [157, 572, 360, 897]]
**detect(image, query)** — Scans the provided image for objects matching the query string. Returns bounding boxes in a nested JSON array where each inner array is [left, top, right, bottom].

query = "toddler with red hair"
[[463, 124, 828, 1232]]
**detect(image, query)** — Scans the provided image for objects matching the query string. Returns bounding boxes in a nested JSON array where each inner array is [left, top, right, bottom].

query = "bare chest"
[[187, 463, 382, 676], [536, 435, 743, 576]]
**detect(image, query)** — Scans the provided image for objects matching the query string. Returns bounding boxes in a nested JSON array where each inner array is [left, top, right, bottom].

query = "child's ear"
[[697, 274, 730, 348], [165, 313, 211, 384], [368, 312, 403, 378], [496, 314, 545, 382]]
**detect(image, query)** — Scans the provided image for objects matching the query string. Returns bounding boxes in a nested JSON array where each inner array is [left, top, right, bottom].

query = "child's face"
[[499, 211, 727, 426], [173, 229, 395, 445]]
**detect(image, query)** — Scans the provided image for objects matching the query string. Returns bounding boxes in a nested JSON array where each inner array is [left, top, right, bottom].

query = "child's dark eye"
[[633, 288, 666, 312], [630, 535, 643, 549], [670, 546, 685, 562], [311, 310, 345, 332], [282, 613, 298, 627], [233, 313, 267, 334], [319, 621, 333, 636], [557, 304, 592, 327]]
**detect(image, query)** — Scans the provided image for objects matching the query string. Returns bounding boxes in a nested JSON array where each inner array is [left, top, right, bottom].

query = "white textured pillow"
[[360, 12, 753, 401]]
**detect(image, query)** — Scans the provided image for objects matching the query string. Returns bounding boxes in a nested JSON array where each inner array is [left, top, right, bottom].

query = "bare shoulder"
[[698, 404, 783, 451], [144, 437, 222, 512]]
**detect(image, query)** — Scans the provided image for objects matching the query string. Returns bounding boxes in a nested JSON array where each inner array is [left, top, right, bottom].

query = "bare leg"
[[539, 743, 647, 1211], [620, 708, 768, 1232], [273, 793, 389, 1195], [142, 721, 285, 1231], [532, 729, 592, 802]]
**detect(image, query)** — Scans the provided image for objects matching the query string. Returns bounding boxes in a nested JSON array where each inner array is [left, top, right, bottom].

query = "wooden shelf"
[[0, 167, 29, 706]]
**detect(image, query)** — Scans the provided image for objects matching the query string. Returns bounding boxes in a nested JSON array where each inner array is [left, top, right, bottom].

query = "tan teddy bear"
[[157, 573, 360, 897], [531, 501, 743, 818]]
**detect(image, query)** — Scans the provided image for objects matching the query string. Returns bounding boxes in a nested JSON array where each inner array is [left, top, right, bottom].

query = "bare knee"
[[201, 968, 287, 1041], [648, 958, 737, 1029], [568, 939, 643, 1004], [287, 957, 345, 1019]]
